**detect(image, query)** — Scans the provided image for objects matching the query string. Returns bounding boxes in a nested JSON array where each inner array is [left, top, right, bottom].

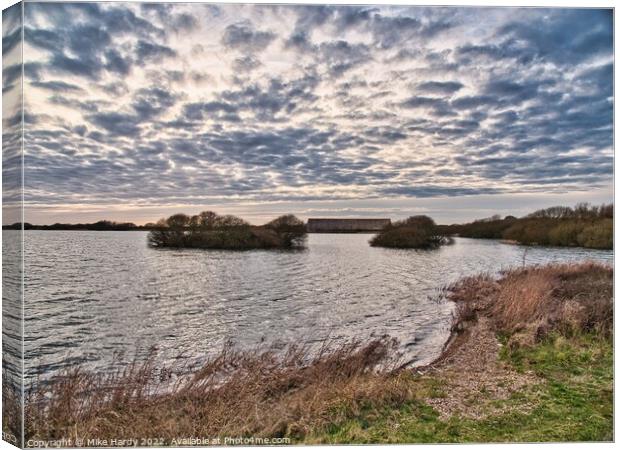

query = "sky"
[[2, 3, 614, 225]]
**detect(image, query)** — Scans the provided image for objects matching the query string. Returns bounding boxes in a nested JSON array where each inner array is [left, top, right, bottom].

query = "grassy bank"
[[309, 332, 612, 443], [11, 262, 612, 445], [311, 262, 612, 443]]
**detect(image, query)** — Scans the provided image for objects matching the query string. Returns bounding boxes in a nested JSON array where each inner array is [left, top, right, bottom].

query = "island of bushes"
[[147, 211, 307, 250], [370, 215, 452, 249]]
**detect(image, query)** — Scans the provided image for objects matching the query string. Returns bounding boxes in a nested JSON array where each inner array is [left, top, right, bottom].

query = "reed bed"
[[447, 261, 613, 348], [20, 339, 415, 443]]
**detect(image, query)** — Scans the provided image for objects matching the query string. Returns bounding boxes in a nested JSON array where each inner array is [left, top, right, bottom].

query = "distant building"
[[307, 218, 391, 233]]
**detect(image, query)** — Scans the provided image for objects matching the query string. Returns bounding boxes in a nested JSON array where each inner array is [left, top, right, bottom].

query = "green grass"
[[304, 332, 613, 443]]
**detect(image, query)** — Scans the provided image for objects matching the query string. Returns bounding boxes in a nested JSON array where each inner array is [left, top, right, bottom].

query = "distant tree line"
[[438, 203, 613, 250], [2, 220, 148, 231], [370, 215, 453, 249], [147, 211, 307, 250]]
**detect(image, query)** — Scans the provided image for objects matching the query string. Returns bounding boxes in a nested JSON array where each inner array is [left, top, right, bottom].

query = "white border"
[[0, 2, 616, 450]]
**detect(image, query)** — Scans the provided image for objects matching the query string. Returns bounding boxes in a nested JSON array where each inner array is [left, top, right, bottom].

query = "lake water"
[[2, 231, 613, 382]]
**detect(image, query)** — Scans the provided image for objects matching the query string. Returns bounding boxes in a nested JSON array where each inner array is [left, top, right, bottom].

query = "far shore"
[[4, 202, 613, 250]]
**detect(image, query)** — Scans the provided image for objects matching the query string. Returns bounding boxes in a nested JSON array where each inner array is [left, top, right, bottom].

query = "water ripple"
[[1, 230, 612, 382]]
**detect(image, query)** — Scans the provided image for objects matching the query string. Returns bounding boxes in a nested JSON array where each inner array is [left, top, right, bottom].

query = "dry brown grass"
[[447, 262, 613, 349], [21, 339, 417, 443], [2, 377, 22, 446]]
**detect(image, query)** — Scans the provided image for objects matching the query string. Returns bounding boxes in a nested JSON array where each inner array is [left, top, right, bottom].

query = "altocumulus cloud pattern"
[[2, 4, 613, 221]]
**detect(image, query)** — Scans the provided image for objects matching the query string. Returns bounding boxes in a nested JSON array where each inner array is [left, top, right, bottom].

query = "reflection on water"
[[2, 230, 612, 381]]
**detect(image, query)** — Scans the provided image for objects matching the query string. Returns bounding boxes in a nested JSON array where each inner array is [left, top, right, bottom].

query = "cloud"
[[577, 62, 613, 98], [197, 73, 321, 122], [135, 40, 177, 63], [380, 185, 501, 197], [132, 86, 178, 120], [30, 80, 83, 92], [221, 22, 276, 52], [497, 9, 612, 66], [233, 55, 262, 72], [88, 3, 164, 38], [68, 25, 112, 59], [456, 41, 531, 64], [451, 95, 500, 110], [87, 112, 142, 137], [318, 40, 372, 76], [171, 13, 199, 32], [182, 101, 241, 123], [401, 96, 449, 109], [25, 27, 65, 52], [416, 81, 464, 95], [14, 4, 612, 221], [3, 28, 21, 54], [3, 63, 23, 89], [49, 54, 101, 79], [104, 49, 132, 75]]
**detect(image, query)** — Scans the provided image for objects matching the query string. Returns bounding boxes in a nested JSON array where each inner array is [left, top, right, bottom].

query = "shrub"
[[500, 217, 612, 250], [503, 219, 552, 245], [148, 218, 185, 248], [577, 219, 613, 249], [396, 215, 436, 231], [265, 214, 307, 248], [548, 222, 585, 247], [370, 215, 451, 249], [438, 216, 517, 239]]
